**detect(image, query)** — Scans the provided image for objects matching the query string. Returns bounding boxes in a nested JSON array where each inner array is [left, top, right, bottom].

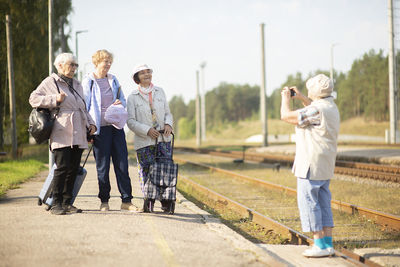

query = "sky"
[[68, 0, 395, 102]]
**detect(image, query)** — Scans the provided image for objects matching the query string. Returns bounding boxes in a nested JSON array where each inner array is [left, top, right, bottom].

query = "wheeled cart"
[[143, 131, 178, 214]]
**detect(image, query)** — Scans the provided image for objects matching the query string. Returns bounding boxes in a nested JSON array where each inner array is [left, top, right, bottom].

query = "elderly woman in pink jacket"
[[29, 52, 96, 215]]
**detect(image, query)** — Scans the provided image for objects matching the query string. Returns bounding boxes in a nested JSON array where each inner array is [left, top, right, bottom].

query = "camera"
[[290, 89, 296, 97]]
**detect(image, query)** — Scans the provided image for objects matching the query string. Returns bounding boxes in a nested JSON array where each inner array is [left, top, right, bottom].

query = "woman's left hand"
[[88, 124, 97, 135], [113, 99, 122, 105], [164, 124, 173, 137]]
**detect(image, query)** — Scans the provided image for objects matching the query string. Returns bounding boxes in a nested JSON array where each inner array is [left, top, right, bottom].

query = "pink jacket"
[[29, 73, 95, 150]]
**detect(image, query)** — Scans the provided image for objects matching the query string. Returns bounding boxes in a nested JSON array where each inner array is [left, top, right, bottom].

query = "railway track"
[[176, 157, 400, 232], [176, 147, 400, 183], [178, 173, 383, 267], [174, 151, 399, 266]]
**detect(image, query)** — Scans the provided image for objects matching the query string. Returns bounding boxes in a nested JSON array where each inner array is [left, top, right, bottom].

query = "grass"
[[0, 144, 48, 197], [0, 159, 46, 197], [175, 117, 391, 147]]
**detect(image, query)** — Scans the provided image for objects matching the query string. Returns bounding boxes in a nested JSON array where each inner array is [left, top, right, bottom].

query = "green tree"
[[0, 0, 72, 147], [337, 49, 389, 121], [169, 95, 187, 137]]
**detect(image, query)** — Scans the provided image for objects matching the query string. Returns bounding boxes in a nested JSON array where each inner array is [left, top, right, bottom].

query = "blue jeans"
[[297, 172, 334, 232], [93, 126, 132, 203]]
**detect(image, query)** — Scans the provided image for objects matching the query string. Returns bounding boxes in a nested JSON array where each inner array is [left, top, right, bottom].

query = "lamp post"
[[75, 30, 88, 79], [330, 43, 339, 99], [200, 61, 207, 142]]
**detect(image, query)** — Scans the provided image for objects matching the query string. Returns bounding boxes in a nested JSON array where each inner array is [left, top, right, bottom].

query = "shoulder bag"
[[28, 78, 60, 144]]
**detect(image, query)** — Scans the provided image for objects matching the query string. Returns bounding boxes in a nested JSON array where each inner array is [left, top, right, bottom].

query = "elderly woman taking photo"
[[29, 52, 96, 215], [82, 49, 136, 212], [127, 64, 173, 212]]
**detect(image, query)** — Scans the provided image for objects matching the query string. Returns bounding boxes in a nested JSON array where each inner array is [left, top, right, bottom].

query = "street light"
[[75, 30, 88, 79], [330, 43, 339, 98], [199, 61, 207, 142]]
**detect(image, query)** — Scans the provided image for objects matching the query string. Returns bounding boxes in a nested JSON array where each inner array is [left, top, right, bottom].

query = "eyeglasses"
[[68, 63, 79, 68]]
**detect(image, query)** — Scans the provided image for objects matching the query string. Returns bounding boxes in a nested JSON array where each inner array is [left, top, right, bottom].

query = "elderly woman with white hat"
[[82, 49, 136, 212], [280, 74, 340, 258], [126, 64, 173, 212]]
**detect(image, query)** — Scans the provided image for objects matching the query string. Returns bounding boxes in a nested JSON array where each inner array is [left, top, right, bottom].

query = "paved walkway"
[[0, 157, 356, 267]]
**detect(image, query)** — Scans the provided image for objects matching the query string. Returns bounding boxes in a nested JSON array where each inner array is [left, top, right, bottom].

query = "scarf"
[[138, 83, 155, 104], [138, 83, 158, 128]]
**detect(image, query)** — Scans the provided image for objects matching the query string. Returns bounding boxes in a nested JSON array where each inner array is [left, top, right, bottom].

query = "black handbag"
[[28, 77, 60, 144]]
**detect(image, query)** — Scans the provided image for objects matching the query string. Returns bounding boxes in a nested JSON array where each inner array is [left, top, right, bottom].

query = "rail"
[[175, 157, 400, 231], [179, 174, 383, 267]]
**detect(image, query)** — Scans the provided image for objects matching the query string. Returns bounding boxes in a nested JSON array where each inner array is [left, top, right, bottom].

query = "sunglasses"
[[68, 63, 79, 68]]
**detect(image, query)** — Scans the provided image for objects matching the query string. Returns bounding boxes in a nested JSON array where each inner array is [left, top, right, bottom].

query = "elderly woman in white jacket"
[[127, 64, 173, 212], [82, 49, 135, 212], [29, 52, 96, 215]]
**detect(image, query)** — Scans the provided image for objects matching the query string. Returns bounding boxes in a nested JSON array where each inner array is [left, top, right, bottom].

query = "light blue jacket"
[[82, 73, 127, 135]]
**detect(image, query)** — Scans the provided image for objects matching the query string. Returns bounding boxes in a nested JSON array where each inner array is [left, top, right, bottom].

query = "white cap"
[[306, 74, 333, 98], [131, 64, 152, 83]]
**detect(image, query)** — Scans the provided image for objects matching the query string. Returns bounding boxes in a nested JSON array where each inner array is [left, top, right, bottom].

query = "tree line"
[[0, 0, 72, 148], [0, 1, 398, 146], [171, 49, 400, 139]]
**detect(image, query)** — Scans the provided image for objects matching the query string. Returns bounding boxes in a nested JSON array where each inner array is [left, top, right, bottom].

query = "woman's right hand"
[[56, 92, 66, 103], [147, 127, 160, 139]]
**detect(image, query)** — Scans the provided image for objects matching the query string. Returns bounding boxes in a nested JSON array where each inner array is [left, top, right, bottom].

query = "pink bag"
[[104, 104, 128, 129], [104, 86, 127, 129]]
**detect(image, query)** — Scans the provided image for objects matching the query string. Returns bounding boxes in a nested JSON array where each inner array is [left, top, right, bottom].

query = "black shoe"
[[63, 204, 82, 213], [161, 200, 170, 213], [143, 199, 154, 213], [50, 204, 66, 215]]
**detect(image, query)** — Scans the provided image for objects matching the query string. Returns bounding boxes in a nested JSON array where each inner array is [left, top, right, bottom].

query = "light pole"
[[388, 0, 398, 143], [200, 61, 207, 142], [260, 23, 268, 146], [196, 70, 201, 147], [330, 43, 339, 99], [75, 30, 88, 79]]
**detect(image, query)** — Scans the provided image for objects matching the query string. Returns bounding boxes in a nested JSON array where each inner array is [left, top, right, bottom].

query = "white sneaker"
[[326, 247, 335, 256], [302, 245, 331, 258]]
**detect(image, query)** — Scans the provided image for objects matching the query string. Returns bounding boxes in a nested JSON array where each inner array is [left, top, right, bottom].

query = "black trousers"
[[52, 145, 83, 206]]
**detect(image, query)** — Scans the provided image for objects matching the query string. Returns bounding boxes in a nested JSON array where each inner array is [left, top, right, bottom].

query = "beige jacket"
[[127, 86, 173, 150], [293, 97, 340, 180], [29, 73, 95, 150]]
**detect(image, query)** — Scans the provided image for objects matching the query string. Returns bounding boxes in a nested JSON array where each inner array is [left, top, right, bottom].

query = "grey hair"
[[53, 53, 76, 72]]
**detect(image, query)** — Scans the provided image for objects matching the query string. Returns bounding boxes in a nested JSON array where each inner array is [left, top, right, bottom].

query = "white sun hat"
[[306, 74, 333, 98], [131, 64, 153, 83]]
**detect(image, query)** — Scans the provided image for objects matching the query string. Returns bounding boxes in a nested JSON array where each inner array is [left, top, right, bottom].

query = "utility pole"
[[75, 30, 88, 80], [49, 0, 54, 168], [388, 0, 399, 143], [196, 70, 201, 147], [60, 16, 67, 52], [330, 43, 339, 98], [260, 23, 268, 146], [200, 62, 207, 142], [6, 15, 17, 159]]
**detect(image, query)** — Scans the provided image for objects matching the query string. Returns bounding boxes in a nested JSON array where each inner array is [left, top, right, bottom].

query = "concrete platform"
[[0, 158, 364, 266]]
